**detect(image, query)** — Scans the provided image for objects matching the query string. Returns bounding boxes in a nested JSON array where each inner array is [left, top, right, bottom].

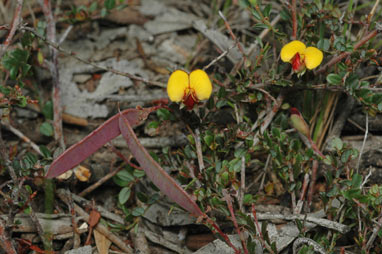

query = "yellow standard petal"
[[304, 47, 323, 70], [280, 40, 306, 63], [167, 70, 189, 102], [189, 69, 212, 101]]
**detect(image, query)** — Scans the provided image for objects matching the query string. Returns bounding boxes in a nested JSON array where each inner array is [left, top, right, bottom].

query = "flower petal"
[[189, 69, 212, 101], [280, 40, 306, 63], [304, 47, 323, 70], [167, 70, 189, 102]]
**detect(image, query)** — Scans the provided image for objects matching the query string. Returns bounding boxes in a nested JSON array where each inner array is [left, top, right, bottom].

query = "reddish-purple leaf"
[[46, 107, 156, 178], [119, 113, 203, 216]]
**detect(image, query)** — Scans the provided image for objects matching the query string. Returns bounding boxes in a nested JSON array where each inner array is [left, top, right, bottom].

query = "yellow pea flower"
[[167, 69, 212, 110], [280, 40, 323, 72]]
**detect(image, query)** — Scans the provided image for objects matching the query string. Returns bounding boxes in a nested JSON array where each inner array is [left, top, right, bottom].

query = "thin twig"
[[38, 0, 65, 149], [253, 93, 284, 146], [239, 156, 245, 212], [193, 128, 205, 172], [366, 0, 381, 26], [293, 237, 327, 254], [366, 210, 382, 251], [360, 167, 374, 189], [289, 166, 297, 212], [307, 160, 318, 209], [223, 189, 249, 254], [0, 219, 17, 254], [57, 189, 134, 253], [78, 165, 125, 197], [0, 0, 24, 58], [106, 143, 142, 170], [315, 29, 380, 75], [2, 122, 43, 156], [218, 11, 246, 63], [356, 113, 368, 172], [251, 204, 275, 254], [20, 26, 165, 87], [203, 43, 236, 70], [58, 24, 73, 45], [253, 87, 277, 105], [291, 0, 297, 39], [255, 213, 350, 233], [28, 206, 52, 250]]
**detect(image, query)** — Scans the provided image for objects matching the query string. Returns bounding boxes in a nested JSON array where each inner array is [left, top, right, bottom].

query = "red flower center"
[[292, 53, 302, 71], [183, 90, 198, 110]]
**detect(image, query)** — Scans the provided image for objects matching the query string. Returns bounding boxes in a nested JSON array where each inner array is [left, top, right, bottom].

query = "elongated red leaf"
[[46, 107, 156, 178], [119, 113, 203, 216]]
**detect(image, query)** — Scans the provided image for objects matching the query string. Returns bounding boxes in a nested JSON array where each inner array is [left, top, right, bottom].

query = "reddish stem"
[[251, 204, 266, 248], [315, 29, 379, 75], [0, 0, 24, 58], [307, 160, 318, 207], [223, 190, 248, 254], [205, 217, 241, 254]]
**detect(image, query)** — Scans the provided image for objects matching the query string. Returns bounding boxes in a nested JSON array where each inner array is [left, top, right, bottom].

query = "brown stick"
[[38, 0, 65, 149], [57, 189, 133, 253], [78, 165, 124, 197], [0, 219, 17, 254], [315, 29, 379, 75], [218, 11, 247, 64], [307, 160, 318, 208], [291, 0, 297, 39], [0, 0, 24, 58]]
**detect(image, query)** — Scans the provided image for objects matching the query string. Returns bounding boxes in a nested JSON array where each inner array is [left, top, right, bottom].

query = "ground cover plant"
[[0, 0, 382, 253]]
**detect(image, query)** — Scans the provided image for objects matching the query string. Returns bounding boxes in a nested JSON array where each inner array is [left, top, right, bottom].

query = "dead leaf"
[[94, 229, 112, 254]]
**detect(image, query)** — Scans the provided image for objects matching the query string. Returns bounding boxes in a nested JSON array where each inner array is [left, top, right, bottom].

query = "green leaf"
[[116, 170, 135, 182], [330, 137, 343, 150], [263, 4, 272, 17], [42, 101, 53, 120], [351, 174, 362, 189], [39, 145, 52, 158], [10, 66, 18, 80], [132, 207, 145, 216], [317, 39, 330, 51], [341, 149, 354, 163], [136, 192, 148, 203], [89, 2, 98, 12], [40, 122, 54, 136], [156, 108, 173, 121], [251, 10, 262, 20], [234, 148, 246, 158], [104, 0, 116, 10], [133, 169, 145, 178], [253, 23, 269, 30], [100, 7, 107, 17], [326, 73, 342, 85], [118, 187, 131, 204], [204, 134, 214, 146], [147, 121, 159, 129], [243, 194, 253, 204]]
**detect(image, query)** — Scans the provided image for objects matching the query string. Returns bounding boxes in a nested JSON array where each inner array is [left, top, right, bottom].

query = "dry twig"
[[293, 237, 327, 254], [0, 0, 24, 58], [38, 0, 65, 149], [57, 189, 133, 253]]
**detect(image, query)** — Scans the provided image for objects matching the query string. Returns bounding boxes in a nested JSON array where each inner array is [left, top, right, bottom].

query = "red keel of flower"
[[292, 53, 302, 71], [183, 93, 197, 110]]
